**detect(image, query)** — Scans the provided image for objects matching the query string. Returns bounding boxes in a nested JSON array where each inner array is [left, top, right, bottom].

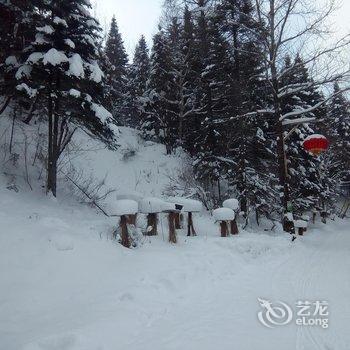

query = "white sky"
[[93, 0, 162, 59], [93, 0, 350, 59]]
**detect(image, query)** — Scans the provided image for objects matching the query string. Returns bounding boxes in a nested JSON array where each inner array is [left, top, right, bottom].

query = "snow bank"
[[213, 208, 235, 221], [167, 197, 202, 212], [111, 199, 138, 216], [223, 198, 239, 211], [117, 191, 144, 202]]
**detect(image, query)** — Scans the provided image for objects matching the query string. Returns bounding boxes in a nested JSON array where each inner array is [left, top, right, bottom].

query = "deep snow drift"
[[1, 123, 350, 350]]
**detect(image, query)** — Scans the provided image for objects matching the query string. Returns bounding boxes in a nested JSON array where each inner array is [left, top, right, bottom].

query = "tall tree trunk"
[[276, 119, 290, 231], [47, 96, 59, 197]]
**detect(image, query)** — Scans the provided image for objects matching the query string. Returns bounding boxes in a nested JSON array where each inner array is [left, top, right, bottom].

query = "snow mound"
[[51, 235, 75, 251], [111, 199, 138, 216], [116, 191, 144, 202], [223, 198, 239, 211], [167, 197, 202, 212], [213, 208, 235, 221], [139, 197, 165, 213]]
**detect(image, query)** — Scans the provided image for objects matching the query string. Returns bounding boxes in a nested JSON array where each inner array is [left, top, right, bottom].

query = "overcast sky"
[[93, 0, 350, 59]]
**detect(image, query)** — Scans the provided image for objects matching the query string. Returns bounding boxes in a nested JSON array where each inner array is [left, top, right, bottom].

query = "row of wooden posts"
[[116, 197, 240, 248], [119, 209, 198, 248]]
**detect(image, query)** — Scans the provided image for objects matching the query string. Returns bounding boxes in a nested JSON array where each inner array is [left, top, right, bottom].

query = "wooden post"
[[127, 214, 137, 226], [220, 221, 229, 237], [168, 212, 177, 243], [174, 213, 182, 229], [120, 215, 131, 248], [230, 219, 239, 235], [187, 212, 197, 236], [146, 213, 158, 236], [284, 218, 295, 234]]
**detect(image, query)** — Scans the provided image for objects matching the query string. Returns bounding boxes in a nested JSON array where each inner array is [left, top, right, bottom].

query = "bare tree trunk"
[[9, 106, 16, 154], [47, 94, 56, 196], [276, 119, 291, 230]]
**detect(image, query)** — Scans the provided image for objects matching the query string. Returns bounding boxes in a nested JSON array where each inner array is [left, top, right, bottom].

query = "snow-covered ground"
[[1, 122, 350, 350], [1, 182, 350, 350]]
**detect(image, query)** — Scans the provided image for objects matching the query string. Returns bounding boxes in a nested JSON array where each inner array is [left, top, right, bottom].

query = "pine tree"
[[326, 83, 350, 189], [0, 1, 36, 115], [142, 27, 176, 154], [280, 55, 330, 215], [128, 35, 150, 126], [212, 0, 279, 219], [15, 0, 118, 196], [178, 5, 198, 151], [104, 15, 129, 124], [192, 16, 233, 203]]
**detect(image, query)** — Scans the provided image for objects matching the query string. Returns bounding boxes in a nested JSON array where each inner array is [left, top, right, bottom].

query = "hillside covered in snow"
[[1, 117, 350, 350], [1, 0, 350, 349]]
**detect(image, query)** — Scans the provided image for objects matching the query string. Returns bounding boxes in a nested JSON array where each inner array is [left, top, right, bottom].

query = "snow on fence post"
[[162, 202, 183, 244], [116, 192, 143, 226], [213, 208, 235, 237], [113, 200, 139, 248], [139, 198, 165, 236], [223, 199, 239, 235], [167, 197, 202, 236], [294, 219, 308, 236], [284, 212, 295, 234]]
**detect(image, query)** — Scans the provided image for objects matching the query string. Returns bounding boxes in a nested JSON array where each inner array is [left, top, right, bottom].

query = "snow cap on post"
[[213, 208, 235, 221], [294, 220, 308, 228], [113, 199, 138, 216], [223, 199, 239, 211], [162, 202, 183, 213], [139, 197, 165, 214], [167, 197, 202, 213]]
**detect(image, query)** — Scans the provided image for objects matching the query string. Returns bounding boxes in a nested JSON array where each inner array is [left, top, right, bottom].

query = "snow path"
[[0, 188, 349, 350]]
